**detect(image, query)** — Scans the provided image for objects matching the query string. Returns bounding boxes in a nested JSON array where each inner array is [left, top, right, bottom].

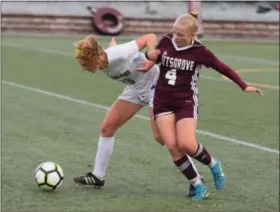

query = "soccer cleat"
[[191, 183, 209, 201], [188, 184, 195, 198], [73, 172, 105, 188], [187, 173, 204, 197], [210, 160, 225, 190]]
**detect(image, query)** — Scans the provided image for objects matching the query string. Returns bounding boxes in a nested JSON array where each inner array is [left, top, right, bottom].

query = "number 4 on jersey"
[[165, 69, 177, 85]]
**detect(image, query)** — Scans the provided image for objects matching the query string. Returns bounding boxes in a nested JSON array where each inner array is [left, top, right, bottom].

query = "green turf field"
[[2, 35, 279, 212]]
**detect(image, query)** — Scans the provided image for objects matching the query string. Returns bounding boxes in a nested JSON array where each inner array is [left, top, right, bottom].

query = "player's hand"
[[137, 60, 155, 72], [244, 86, 263, 96], [109, 37, 117, 47], [147, 49, 161, 61]]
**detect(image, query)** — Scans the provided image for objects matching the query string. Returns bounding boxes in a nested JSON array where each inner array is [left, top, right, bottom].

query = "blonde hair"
[[174, 11, 199, 35], [74, 34, 104, 67]]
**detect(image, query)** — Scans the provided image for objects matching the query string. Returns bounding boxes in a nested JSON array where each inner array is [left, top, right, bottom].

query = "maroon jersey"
[[153, 34, 247, 108]]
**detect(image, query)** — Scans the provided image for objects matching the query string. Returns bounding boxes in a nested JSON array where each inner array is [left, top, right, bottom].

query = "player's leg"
[[155, 113, 182, 160], [74, 99, 143, 186], [175, 106, 225, 190], [150, 106, 203, 174], [149, 107, 203, 197], [100, 99, 143, 137], [148, 87, 165, 145], [149, 108, 164, 145], [94, 99, 143, 175], [155, 113, 206, 199]]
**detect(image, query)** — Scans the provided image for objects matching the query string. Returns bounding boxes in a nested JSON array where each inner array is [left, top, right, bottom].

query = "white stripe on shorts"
[[193, 106, 198, 119], [155, 111, 173, 119]]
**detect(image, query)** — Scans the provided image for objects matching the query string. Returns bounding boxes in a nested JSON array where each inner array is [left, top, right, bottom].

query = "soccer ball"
[[34, 161, 64, 191]]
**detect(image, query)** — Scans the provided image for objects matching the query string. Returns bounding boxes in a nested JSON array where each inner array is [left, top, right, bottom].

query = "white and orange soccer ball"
[[34, 161, 64, 191]]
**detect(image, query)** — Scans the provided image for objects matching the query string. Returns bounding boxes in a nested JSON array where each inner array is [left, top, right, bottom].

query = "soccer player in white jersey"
[[73, 34, 202, 196]]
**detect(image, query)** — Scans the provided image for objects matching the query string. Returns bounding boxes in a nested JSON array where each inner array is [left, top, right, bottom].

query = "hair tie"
[[75, 48, 83, 58]]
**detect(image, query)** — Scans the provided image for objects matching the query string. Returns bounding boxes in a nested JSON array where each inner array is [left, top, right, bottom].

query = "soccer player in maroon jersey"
[[138, 12, 263, 201]]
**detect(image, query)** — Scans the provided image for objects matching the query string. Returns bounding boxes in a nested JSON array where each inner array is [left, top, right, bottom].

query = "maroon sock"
[[192, 143, 213, 166], [174, 155, 198, 180]]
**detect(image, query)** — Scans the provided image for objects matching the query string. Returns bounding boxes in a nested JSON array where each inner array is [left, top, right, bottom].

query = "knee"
[[165, 142, 179, 152], [100, 123, 117, 137], [177, 142, 187, 151], [165, 143, 184, 160], [177, 139, 197, 155]]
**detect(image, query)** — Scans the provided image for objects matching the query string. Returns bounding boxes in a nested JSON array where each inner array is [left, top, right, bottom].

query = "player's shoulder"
[[191, 38, 204, 48], [165, 33, 173, 39], [191, 40, 211, 55], [193, 38, 216, 52], [157, 33, 173, 48], [191, 41, 217, 64], [195, 41, 214, 56]]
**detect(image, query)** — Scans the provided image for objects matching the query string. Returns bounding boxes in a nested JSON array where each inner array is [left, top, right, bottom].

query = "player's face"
[[77, 58, 98, 73], [172, 23, 193, 47]]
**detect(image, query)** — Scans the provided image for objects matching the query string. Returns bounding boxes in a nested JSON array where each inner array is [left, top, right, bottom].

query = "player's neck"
[[184, 39, 194, 46], [177, 39, 194, 47]]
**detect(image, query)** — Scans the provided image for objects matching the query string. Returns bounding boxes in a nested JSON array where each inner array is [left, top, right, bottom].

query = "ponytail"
[[190, 10, 199, 20]]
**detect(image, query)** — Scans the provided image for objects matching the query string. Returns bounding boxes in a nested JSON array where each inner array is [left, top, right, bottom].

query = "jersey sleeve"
[[105, 40, 139, 64], [202, 47, 248, 90]]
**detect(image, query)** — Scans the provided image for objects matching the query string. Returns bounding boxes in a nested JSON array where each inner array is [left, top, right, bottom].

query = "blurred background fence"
[[1, 1, 279, 38]]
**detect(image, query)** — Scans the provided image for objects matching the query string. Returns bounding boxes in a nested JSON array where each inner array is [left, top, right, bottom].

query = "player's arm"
[[133, 33, 162, 73], [203, 48, 263, 96], [108, 37, 117, 47], [104, 34, 156, 64], [135, 33, 158, 51], [144, 33, 172, 63], [107, 34, 157, 59], [108, 35, 156, 51], [137, 35, 169, 72]]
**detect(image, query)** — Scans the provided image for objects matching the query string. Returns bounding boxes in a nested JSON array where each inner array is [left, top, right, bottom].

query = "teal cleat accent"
[[210, 160, 225, 190], [191, 184, 209, 201]]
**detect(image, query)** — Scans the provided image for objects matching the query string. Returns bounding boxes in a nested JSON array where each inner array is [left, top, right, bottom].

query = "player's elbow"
[[136, 33, 157, 51], [146, 33, 157, 44], [147, 33, 157, 40]]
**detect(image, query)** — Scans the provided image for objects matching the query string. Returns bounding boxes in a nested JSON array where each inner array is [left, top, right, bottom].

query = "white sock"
[[93, 136, 115, 179], [209, 157, 217, 168], [188, 155, 203, 186], [190, 176, 202, 186]]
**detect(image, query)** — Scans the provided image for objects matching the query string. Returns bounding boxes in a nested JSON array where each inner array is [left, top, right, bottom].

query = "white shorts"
[[118, 85, 155, 108]]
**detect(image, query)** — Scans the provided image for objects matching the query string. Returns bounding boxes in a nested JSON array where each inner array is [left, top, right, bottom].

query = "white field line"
[[2, 80, 279, 155], [2, 42, 279, 65], [2, 42, 279, 91], [2, 33, 279, 44], [215, 53, 279, 65]]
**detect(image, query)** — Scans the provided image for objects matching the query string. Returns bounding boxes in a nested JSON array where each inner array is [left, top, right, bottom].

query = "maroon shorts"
[[153, 104, 198, 122]]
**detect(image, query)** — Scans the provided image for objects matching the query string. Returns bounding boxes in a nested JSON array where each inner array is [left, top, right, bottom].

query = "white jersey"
[[103, 40, 159, 97]]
